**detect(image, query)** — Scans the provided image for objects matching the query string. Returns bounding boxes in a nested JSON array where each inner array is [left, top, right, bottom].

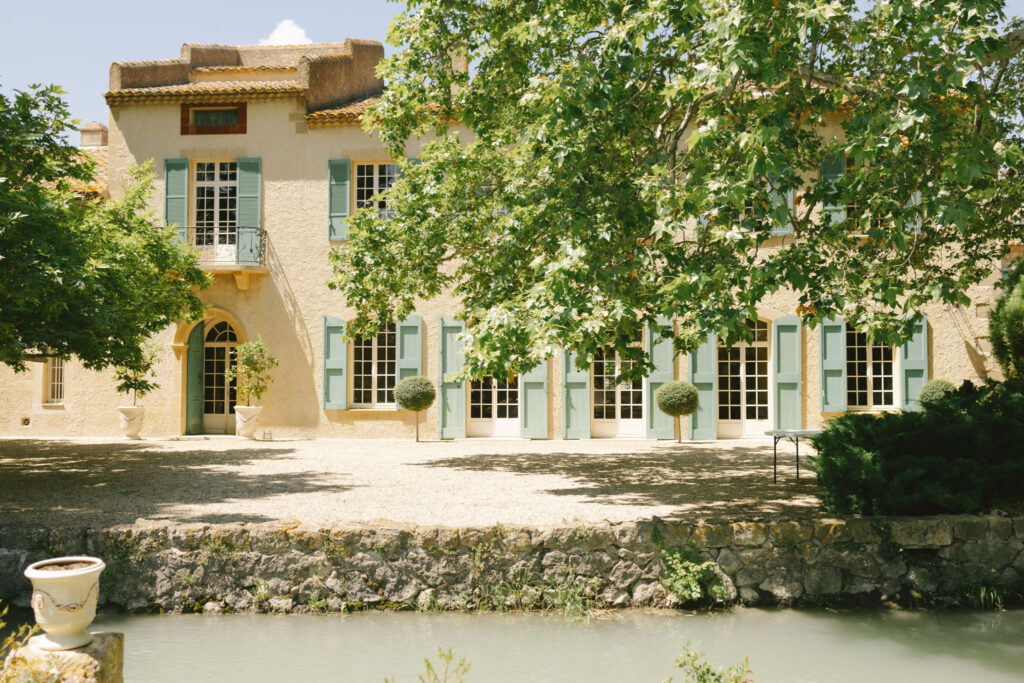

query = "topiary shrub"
[[919, 379, 955, 404], [990, 258, 1024, 380], [811, 379, 1024, 515], [655, 380, 699, 442], [395, 375, 436, 442]]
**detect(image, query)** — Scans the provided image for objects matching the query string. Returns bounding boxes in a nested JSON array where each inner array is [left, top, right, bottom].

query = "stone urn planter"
[[24, 556, 105, 651], [234, 405, 262, 439], [117, 406, 145, 439]]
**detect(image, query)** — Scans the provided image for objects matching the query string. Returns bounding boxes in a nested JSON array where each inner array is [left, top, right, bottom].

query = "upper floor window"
[[355, 162, 397, 214], [352, 323, 397, 407], [846, 324, 895, 409], [181, 103, 247, 135], [44, 357, 65, 405], [194, 161, 237, 246]]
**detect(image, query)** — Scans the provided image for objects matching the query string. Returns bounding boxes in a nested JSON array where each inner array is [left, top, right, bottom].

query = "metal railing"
[[171, 226, 266, 267]]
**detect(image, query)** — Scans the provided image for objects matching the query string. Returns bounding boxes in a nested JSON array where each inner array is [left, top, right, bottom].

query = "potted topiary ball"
[[113, 343, 160, 439], [394, 376, 436, 442], [919, 379, 956, 405], [226, 336, 279, 439], [655, 380, 699, 443]]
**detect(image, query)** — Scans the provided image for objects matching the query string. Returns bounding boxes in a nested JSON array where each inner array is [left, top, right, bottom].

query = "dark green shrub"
[[811, 380, 1024, 515], [395, 376, 436, 442], [990, 259, 1024, 380], [655, 380, 699, 442], [918, 379, 955, 404]]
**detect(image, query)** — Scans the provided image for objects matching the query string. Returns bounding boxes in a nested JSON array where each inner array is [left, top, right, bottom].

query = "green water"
[[60, 608, 1023, 682]]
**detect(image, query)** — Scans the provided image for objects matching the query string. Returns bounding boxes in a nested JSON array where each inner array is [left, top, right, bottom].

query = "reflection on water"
[[40, 608, 1024, 682]]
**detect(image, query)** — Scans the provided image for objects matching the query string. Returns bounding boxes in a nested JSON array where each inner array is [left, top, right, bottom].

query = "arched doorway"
[[717, 319, 770, 438], [184, 317, 242, 435]]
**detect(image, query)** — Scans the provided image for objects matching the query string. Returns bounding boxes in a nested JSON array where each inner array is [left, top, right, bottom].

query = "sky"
[[2, 0, 1024, 130]]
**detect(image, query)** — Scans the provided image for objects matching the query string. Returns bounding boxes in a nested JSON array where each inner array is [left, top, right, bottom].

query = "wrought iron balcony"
[[172, 226, 267, 289]]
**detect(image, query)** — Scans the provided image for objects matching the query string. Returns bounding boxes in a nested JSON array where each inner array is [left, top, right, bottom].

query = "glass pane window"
[[194, 161, 237, 246], [470, 377, 519, 420], [192, 108, 239, 127], [355, 162, 397, 214], [846, 324, 894, 408], [351, 323, 397, 407], [718, 319, 769, 422], [592, 348, 642, 421], [45, 357, 64, 404]]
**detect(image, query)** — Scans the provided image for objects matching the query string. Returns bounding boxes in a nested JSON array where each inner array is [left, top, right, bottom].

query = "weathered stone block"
[[907, 566, 937, 593], [804, 566, 842, 595], [847, 518, 882, 544], [716, 548, 742, 575], [953, 516, 989, 541], [759, 572, 803, 601], [768, 521, 813, 545], [692, 522, 733, 548], [989, 517, 1013, 540], [731, 522, 768, 548], [814, 519, 850, 544], [5, 632, 124, 683], [890, 519, 952, 549]]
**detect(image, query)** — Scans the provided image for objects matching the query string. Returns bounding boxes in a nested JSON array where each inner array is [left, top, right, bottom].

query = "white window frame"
[[353, 161, 397, 214], [192, 160, 238, 245], [845, 324, 898, 410], [350, 323, 397, 408], [44, 357, 65, 405]]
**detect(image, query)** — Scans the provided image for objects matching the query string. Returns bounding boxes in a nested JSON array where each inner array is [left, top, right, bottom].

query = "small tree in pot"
[[226, 336, 279, 439], [113, 343, 160, 439], [395, 376, 436, 442], [655, 380, 699, 443]]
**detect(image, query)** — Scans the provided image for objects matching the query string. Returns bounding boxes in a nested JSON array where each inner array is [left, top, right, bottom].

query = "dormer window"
[[181, 103, 247, 135]]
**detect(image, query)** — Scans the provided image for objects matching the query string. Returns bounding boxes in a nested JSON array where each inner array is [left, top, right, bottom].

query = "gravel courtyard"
[[0, 437, 821, 528]]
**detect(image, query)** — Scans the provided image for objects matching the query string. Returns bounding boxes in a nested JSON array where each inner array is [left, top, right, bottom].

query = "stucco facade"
[[0, 41, 1010, 440]]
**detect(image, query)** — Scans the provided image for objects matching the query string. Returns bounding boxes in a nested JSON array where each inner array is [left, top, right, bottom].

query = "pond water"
[[13, 608, 1024, 682]]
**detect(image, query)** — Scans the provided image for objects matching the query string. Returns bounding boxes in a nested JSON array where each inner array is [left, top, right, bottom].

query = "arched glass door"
[[717, 319, 770, 438], [203, 321, 238, 434]]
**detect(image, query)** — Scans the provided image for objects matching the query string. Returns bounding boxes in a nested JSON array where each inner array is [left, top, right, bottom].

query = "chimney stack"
[[79, 122, 108, 148]]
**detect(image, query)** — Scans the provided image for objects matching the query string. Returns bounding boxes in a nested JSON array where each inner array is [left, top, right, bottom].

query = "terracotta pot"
[[117, 406, 145, 439], [234, 405, 262, 439], [24, 556, 105, 651]]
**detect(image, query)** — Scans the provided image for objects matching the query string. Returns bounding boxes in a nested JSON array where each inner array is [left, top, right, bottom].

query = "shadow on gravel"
[[422, 443, 822, 519], [0, 439, 355, 526]]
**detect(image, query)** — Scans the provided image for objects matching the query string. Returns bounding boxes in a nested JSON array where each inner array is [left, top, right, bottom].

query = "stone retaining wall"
[[1, 515, 1022, 613]]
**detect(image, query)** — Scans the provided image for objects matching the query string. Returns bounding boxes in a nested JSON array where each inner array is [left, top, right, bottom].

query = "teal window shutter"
[[772, 316, 803, 429], [186, 322, 204, 435], [904, 190, 923, 235], [900, 315, 929, 411], [819, 317, 847, 412], [646, 316, 675, 439], [769, 171, 795, 236], [236, 226, 261, 265], [688, 332, 717, 439], [562, 349, 591, 438], [323, 316, 348, 409], [165, 158, 189, 228], [237, 157, 262, 228], [519, 360, 549, 439], [328, 159, 351, 241], [820, 154, 846, 226], [397, 316, 423, 381], [438, 317, 466, 438]]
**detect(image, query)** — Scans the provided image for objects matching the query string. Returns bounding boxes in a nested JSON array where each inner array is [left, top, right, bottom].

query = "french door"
[[717, 319, 770, 438], [591, 349, 644, 438], [202, 321, 238, 434], [193, 161, 238, 263], [468, 377, 520, 437]]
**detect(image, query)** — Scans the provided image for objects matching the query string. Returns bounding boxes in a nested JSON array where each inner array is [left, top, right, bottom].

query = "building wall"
[[0, 99, 1005, 439]]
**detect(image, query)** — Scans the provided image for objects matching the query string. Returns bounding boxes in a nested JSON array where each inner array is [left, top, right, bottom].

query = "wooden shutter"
[[186, 322, 204, 435], [323, 316, 348, 409], [769, 171, 794, 236], [646, 317, 675, 439], [562, 349, 591, 438], [397, 316, 423, 381], [688, 332, 717, 440], [820, 154, 846, 226], [900, 315, 929, 411], [438, 317, 466, 438], [237, 157, 262, 228], [164, 158, 189, 227], [819, 317, 847, 412], [519, 360, 549, 439], [328, 159, 351, 241], [773, 315, 803, 429]]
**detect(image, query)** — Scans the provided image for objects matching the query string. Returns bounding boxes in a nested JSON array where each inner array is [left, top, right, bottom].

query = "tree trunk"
[[415, 413, 420, 442]]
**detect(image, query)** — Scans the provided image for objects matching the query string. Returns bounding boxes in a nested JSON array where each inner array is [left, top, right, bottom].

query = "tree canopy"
[[330, 0, 1024, 380], [0, 84, 209, 371]]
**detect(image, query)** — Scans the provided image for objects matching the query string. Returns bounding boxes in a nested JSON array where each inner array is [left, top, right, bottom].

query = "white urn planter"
[[24, 556, 105, 651], [117, 406, 145, 440], [234, 405, 262, 439]]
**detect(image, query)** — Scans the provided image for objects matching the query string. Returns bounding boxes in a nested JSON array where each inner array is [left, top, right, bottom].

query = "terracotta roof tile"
[[192, 65, 295, 73], [105, 80, 305, 105], [305, 95, 381, 126]]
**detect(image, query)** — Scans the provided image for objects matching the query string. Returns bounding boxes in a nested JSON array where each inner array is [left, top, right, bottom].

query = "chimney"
[[79, 122, 108, 148], [449, 43, 469, 75]]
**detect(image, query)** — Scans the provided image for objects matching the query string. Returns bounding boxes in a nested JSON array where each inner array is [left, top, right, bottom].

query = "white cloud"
[[259, 20, 313, 46]]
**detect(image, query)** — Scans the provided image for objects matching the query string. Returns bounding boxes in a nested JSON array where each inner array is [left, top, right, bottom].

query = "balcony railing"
[[172, 226, 266, 268]]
